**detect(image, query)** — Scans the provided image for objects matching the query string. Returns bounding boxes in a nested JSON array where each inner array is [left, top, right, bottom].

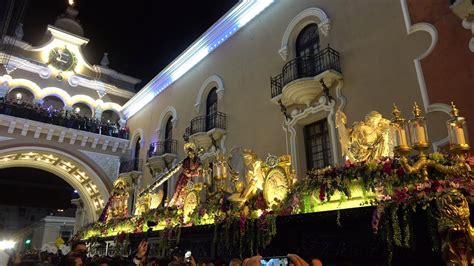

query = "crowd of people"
[[0, 98, 129, 140], [5, 240, 323, 266]]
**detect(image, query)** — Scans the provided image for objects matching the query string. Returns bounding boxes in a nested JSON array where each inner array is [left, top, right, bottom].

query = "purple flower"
[[319, 184, 327, 201], [396, 167, 405, 178]]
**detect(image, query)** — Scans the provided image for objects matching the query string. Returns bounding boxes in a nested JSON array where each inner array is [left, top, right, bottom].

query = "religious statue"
[[99, 177, 130, 222], [228, 149, 265, 209], [437, 189, 474, 266], [335, 109, 393, 162], [168, 142, 202, 209]]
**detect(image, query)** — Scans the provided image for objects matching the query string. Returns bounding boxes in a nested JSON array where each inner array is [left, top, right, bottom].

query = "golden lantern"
[[447, 102, 470, 152], [408, 102, 429, 149], [391, 103, 411, 154]]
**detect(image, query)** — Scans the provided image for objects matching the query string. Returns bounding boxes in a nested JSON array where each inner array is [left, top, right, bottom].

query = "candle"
[[455, 126, 466, 145], [415, 124, 426, 144], [399, 128, 408, 147], [216, 163, 222, 178], [222, 163, 228, 178]]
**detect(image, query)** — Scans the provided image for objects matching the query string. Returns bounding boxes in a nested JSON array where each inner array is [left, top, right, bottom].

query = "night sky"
[[0, 167, 77, 209], [21, 0, 239, 89]]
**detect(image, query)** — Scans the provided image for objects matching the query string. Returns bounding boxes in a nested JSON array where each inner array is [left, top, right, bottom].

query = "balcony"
[[270, 46, 342, 106], [147, 139, 178, 174], [188, 112, 226, 150], [0, 100, 129, 139], [119, 158, 143, 174]]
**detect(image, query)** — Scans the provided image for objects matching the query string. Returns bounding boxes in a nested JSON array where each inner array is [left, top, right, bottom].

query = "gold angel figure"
[[335, 109, 393, 162]]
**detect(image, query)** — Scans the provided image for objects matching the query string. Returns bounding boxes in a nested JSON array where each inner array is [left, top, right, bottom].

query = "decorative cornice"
[[0, 54, 136, 99], [122, 0, 275, 119]]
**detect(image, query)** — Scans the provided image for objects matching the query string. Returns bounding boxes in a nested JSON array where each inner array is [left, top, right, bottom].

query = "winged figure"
[[335, 109, 393, 162]]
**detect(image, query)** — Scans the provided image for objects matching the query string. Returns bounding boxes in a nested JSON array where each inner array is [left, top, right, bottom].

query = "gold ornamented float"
[[79, 102, 473, 265]]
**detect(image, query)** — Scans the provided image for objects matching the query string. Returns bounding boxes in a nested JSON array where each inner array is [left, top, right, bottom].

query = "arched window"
[[7, 87, 35, 104], [42, 96, 65, 111], [134, 137, 141, 170], [164, 117, 173, 154], [296, 24, 320, 58], [72, 103, 93, 118], [164, 117, 173, 141], [206, 87, 218, 130], [296, 24, 320, 77]]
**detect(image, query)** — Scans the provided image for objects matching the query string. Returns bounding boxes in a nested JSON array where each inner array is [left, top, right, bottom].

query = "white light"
[[74, 107, 80, 113], [121, 0, 275, 119], [237, 0, 273, 27], [15, 93, 22, 100], [74, 190, 78, 193], [0, 240, 16, 250], [170, 48, 209, 82]]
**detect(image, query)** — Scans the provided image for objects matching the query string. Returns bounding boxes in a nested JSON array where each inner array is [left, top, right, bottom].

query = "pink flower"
[[291, 195, 300, 210], [431, 180, 444, 193], [344, 160, 353, 168], [382, 160, 392, 174], [393, 188, 409, 203]]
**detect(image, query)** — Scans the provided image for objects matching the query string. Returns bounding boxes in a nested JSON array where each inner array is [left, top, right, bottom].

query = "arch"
[[42, 95, 66, 110], [195, 75, 224, 113], [101, 110, 120, 123], [4, 77, 42, 99], [129, 128, 145, 151], [7, 87, 35, 104], [72, 102, 93, 118], [0, 76, 125, 117], [100, 102, 125, 121], [39, 87, 70, 107], [156, 106, 178, 139], [279, 7, 331, 61], [0, 147, 110, 222], [68, 94, 98, 110]]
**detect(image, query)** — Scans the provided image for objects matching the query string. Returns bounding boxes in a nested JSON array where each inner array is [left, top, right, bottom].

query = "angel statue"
[[227, 149, 265, 209], [335, 109, 393, 162]]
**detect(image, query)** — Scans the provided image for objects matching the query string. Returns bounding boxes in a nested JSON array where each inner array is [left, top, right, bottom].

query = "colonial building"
[[0, 2, 139, 226], [1, 0, 473, 225], [123, 0, 474, 203]]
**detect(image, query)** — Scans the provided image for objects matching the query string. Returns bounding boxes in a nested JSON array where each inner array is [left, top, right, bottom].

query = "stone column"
[[95, 107, 103, 121], [119, 118, 127, 129], [71, 199, 85, 233]]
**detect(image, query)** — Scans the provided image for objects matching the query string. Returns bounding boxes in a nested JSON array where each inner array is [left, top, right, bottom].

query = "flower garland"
[[77, 152, 473, 262]]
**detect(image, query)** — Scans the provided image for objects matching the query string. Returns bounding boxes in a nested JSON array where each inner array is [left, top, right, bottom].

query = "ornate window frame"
[[283, 82, 345, 177], [155, 106, 178, 140], [129, 128, 145, 155], [279, 7, 331, 61], [195, 75, 225, 114]]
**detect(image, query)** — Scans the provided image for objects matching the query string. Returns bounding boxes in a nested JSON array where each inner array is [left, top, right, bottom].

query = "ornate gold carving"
[[335, 109, 393, 162], [437, 189, 474, 266]]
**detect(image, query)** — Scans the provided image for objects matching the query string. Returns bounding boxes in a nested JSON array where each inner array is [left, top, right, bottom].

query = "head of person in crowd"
[[229, 258, 242, 266]]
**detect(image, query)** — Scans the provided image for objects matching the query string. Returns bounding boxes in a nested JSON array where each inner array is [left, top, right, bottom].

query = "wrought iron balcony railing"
[[148, 139, 178, 158], [189, 112, 226, 136], [119, 158, 143, 173], [270, 46, 341, 98]]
